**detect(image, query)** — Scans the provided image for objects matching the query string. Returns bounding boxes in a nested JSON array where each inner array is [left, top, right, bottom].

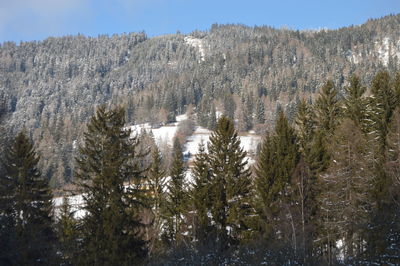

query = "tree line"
[[1, 71, 400, 265]]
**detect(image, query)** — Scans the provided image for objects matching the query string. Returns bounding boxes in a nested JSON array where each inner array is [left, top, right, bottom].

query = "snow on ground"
[[129, 114, 189, 146], [53, 194, 86, 219], [184, 126, 261, 156], [376, 37, 391, 66], [375, 37, 400, 67], [55, 113, 262, 215], [184, 36, 206, 62]]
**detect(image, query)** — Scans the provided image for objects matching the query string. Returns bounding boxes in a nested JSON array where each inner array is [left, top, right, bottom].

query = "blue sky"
[[1, 0, 399, 43]]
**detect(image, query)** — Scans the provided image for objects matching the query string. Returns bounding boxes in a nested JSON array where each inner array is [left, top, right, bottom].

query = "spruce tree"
[[75, 106, 148, 265], [207, 116, 253, 250], [369, 70, 396, 159], [147, 145, 167, 254], [1, 131, 55, 265], [163, 137, 187, 246], [295, 99, 315, 157], [315, 80, 341, 136], [343, 75, 367, 128], [255, 98, 265, 124], [190, 141, 212, 243], [254, 112, 299, 243], [57, 197, 78, 265]]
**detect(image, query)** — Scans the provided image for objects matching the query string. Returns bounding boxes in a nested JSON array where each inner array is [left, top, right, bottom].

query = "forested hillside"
[[1, 14, 400, 186]]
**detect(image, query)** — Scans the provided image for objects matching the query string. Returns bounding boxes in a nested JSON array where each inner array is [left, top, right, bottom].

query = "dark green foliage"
[[295, 99, 315, 158], [75, 106, 149, 265], [190, 141, 212, 243], [147, 146, 167, 254], [0, 131, 55, 265], [254, 112, 300, 239], [163, 138, 187, 246], [370, 70, 397, 158], [207, 116, 253, 249], [315, 80, 341, 136], [164, 90, 178, 123], [57, 197, 78, 264], [343, 75, 367, 127]]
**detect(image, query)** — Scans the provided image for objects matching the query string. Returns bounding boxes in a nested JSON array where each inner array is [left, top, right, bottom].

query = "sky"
[[0, 0, 399, 43]]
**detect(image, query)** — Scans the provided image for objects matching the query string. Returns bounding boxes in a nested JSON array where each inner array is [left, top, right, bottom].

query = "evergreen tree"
[[57, 197, 78, 265], [164, 90, 178, 123], [369, 70, 397, 159], [163, 137, 187, 246], [1, 131, 55, 265], [207, 116, 253, 250], [223, 94, 236, 120], [254, 112, 299, 245], [75, 106, 149, 265], [393, 72, 400, 106], [295, 99, 315, 157], [255, 98, 265, 124], [147, 146, 167, 254], [208, 103, 217, 130], [315, 80, 341, 136], [190, 141, 212, 243], [343, 75, 367, 128]]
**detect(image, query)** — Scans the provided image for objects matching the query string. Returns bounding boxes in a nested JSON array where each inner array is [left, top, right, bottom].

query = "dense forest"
[[1, 14, 400, 186], [1, 13, 400, 265], [1, 71, 400, 264]]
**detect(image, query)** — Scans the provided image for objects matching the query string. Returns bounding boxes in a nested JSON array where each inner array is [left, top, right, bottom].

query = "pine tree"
[[190, 141, 212, 244], [164, 90, 178, 123], [1, 131, 55, 265], [294, 99, 327, 260], [315, 80, 341, 136], [75, 106, 148, 265], [255, 98, 265, 124], [207, 116, 253, 250], [343, 75, 367, 126], [369, 71, 397, 159], [295, 99, 315, 157], [254, 112, 299, 245], [57, 197, 78, 265], [147, 145, 167, 254], [163, 137, 187, 246], [393, 72, 400, 106]]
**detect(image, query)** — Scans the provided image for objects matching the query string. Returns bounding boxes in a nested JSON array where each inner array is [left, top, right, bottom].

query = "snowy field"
[[54, 113, 261, 215]]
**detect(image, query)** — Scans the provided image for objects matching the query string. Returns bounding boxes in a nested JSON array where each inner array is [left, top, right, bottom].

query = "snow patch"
[[184, 36, 206, 62], [374, 37, 400, 66]]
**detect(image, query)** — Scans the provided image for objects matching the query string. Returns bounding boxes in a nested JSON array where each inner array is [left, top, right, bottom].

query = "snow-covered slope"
[[346, 36, 400, 66], [184, 36, 206, 62]]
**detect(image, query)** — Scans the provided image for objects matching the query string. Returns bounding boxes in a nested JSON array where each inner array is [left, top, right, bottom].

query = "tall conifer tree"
[[207, 116, 253, 250], [75, 106, 148, 265], [315, 80, 341, 136], [190, 141, 212, 243], [254, 112, 299, 245], [147, 145, 167, 254], [1, 131, 55, 264], [163, 137, 187, 246]]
